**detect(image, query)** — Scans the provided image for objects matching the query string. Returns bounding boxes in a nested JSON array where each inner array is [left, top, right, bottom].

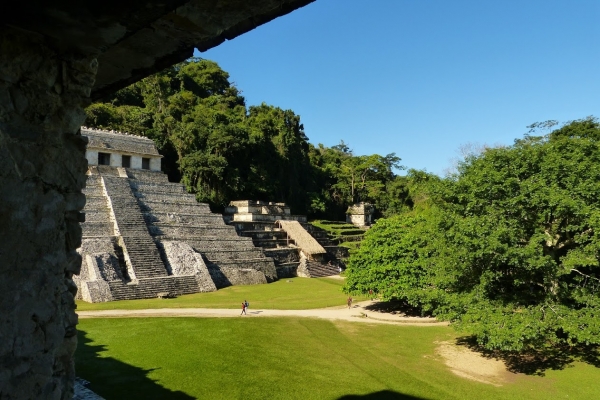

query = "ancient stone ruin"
[[1, 1, 313, 397], [76, 129, 277, 302], [224, 200, 344, 277], [346, 202, 375, 227]]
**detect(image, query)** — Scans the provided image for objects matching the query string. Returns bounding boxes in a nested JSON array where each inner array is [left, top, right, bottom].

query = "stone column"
[[0, 27, 96, 399]]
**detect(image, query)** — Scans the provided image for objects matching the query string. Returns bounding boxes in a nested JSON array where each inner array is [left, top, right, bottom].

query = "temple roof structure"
[[83, 127, 160, 156]]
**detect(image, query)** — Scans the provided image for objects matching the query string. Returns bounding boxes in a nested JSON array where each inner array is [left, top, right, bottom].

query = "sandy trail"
[[78, 300, 448, 326]]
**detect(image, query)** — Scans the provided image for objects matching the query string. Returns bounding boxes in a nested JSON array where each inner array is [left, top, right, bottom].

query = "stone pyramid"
[[75, 128, 276, 302]]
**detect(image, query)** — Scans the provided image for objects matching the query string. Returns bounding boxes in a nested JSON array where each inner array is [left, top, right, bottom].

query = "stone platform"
[[76, 164, 276, 302], [224, 200, 346, 278]]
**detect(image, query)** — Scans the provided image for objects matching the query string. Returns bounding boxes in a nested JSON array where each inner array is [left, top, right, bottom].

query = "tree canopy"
[[345, 118, 600, 353], [86, 58, 406, 216]]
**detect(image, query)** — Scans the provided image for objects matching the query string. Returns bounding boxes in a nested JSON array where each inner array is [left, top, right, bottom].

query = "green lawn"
[[77, 317, 600, 400], [76, 277, 365, 311]]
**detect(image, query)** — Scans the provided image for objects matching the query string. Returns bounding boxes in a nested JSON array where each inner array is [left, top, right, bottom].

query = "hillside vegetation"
[[86, 58, 415, 219], [345, 118, 600, 362]]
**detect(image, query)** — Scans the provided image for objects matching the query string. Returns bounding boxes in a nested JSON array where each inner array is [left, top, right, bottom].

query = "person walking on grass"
[[347, 296, 353, 309], [240, 301, 246, 315]]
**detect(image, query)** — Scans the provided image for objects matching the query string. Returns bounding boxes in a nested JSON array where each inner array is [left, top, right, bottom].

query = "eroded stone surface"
[[0, 27, 94, 399], [209, 267, 268, 287], [73, 378, 105, 400], [159, 241, 217, 292]]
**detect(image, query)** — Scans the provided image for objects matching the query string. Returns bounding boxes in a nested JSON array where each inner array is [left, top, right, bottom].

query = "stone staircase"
[[305, 260, 341, 278], [107, 275, 200, 300], [128, 173, 278, 284], [79, 170, 207, 301], [229, 219, 349, 278], [230, 221, 301, 276], [304, 224, 350, 261], [102, 175, 169, 279], [81, 175, 114, 238]]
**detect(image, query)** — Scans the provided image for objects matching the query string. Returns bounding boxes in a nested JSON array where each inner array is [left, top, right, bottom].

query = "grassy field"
[[76, 277, 365, 311], [77, 317, 600, 400]]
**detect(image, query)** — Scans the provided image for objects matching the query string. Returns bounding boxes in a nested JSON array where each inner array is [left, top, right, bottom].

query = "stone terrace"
[[128, 171, 277, 284], [224, 200, 345, 278], [77, 165, 277, 302]]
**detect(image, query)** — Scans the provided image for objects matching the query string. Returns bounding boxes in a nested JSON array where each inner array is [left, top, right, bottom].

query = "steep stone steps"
[[263, 248, 301, 264], [83, 210, 112, 222], [125, 169, 170, 183], [249, 238, 291, 248], [147, 224, 240, 238], [129, 181, 188, 194], [143, 212, 225, 225], [84, 196, 109, 209], [108, 275, 200, 301], [305, 260, 340, 277], [82, 222, 114, 237], [137, 200, 212, 214], [202, 248, 266, 261], [102, 176, 168, 279], [82, 186, 104, 196], [134, 192, 199, 204]]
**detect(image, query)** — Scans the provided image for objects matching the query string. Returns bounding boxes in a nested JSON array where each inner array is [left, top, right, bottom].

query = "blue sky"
[[198, 0, 600, 176]]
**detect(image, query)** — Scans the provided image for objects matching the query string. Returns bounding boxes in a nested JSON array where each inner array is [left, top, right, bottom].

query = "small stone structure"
[[346, 202, 375, 227], [75, 130, 277, 302], [224, 201, 344, 277], [224, 200, 307, 223], [84, 127, 162, 171]]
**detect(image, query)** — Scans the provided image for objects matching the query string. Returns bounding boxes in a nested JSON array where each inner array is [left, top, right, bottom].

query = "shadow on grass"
[[338, 390, 427, 399], [456, 336, 600, 376], [76, 329, 194, 400], [363, 300, 430, 317]]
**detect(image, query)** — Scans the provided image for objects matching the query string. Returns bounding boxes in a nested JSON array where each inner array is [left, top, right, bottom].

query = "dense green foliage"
[[78, 317, 600, 399], [86, 58, 407, 216], [346, 118, 600, 352]]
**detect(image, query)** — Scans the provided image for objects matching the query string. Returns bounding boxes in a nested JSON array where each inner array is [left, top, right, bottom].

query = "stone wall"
[[0, 27, 95, 399], [74, 238, 125, 303], [158, 241, 217, 293], [275, 265, 298, 278], [208, 267, 268, 288]]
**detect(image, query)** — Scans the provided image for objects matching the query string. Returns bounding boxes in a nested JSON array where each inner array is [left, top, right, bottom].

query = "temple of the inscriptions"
[[76, 128, 277, 302]]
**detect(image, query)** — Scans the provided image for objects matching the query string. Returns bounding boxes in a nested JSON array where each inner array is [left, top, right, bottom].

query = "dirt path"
[[77, 300, 448, 326]]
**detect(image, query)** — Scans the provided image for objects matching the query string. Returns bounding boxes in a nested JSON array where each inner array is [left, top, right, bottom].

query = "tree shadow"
[[338, 390, 428, 399], [76, 329, 195, 400], [363, 300, 430, 318], [456, 336, 600, 376]]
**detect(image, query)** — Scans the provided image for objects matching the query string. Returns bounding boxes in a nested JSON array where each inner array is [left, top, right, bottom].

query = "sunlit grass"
[[77, 317, 600, 400], [76, 277, 366, 311]]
